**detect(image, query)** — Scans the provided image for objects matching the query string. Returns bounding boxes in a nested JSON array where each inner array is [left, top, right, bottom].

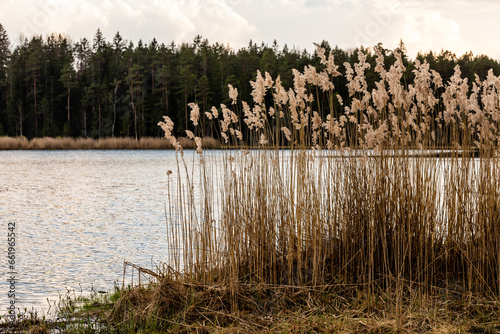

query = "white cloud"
[[2, 0, 256, 48], [1, 0, 500, 59], [393, 0, 500, 58], [401, 10, 461, 55]]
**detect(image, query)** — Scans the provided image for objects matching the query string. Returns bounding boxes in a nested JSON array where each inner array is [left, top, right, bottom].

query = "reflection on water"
[[0, 150, 198, 315]]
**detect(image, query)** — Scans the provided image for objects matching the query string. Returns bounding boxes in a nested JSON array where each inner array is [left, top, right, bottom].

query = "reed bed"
[[0, 136, 220, 150], [0, 135, 30, 149], [113, 47, 500, 332]]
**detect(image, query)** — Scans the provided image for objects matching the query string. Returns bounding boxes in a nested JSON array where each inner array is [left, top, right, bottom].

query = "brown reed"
[[0, 136, 220, 150], [154, 45, 500, 330], [0, 136, 29, 149], [102, 45, 500, 332]]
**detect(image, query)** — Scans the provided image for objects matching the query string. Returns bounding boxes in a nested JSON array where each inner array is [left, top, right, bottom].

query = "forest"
[[0, 23, 499, 140]]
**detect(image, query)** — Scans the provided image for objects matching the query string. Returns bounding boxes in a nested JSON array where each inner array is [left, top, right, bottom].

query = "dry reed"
[[0, 136, 220, 150], [0, 136, 29, 149], [114, 46, 500, 331]]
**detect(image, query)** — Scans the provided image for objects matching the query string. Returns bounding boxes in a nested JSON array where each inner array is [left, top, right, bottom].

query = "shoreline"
[[3, 273, 499, 333], [0, 136, 220, 150]]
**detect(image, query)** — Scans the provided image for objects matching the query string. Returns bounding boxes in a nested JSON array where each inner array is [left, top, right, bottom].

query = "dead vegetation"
[[107, 267, 500, 333], [0, 136, 220, 150]]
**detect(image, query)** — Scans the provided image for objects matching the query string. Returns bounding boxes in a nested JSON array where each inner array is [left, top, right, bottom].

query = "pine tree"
[[0, 23, 11, 134]]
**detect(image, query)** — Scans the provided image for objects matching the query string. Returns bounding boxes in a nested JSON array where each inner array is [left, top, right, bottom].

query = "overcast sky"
[[2, 0, 500, 59]]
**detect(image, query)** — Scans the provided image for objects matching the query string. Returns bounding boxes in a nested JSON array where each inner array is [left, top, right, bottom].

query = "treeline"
[[0, 23, 499, 139]]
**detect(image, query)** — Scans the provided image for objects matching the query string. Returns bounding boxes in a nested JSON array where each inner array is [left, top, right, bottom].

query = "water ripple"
[[0, 150, 189, 315]]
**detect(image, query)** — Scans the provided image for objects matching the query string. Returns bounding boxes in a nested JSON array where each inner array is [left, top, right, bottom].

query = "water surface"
[[0, 150, 188, 316]]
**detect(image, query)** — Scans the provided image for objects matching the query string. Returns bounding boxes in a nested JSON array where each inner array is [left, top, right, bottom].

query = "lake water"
[[0, 150, 199, 317]]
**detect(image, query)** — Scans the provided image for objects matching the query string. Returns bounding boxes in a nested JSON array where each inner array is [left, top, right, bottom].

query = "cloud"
[[2, 0, 257, 48], [395, 0, 500, 58], [1, 0, 500, 60], [400, 10, 461, 54]]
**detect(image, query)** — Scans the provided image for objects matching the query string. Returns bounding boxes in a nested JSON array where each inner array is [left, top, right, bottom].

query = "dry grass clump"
[[95, 137, 178, 149], [25, 325, 49, 334], [0, 136, 220, 150], [200, 136, 220, 149], [138, 137, 173, 149], [29, 137, 76, 149], [0, 136, 29, 149], [74, 137, 95, 149], [177, 136, 221, 150], [108, 269, 500, 333], [94, 137, 140, 149]]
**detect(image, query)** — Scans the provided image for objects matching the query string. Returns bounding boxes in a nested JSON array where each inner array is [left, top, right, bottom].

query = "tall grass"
[[155, 47, 500, 330]]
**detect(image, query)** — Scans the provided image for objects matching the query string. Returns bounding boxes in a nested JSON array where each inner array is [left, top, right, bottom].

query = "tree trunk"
[[33, 76, 38, 137], [67, 86, 71, 121], [130, 82, 138, 141], [97, 92, 101, 139], [18, 105, 23, 137], [84, 108, 88, 137], [112, 84, 118, 138], [184, 85, 188, 130]]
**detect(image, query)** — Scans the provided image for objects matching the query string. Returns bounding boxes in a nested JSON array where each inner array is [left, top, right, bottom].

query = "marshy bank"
[[5, 262, 500, 333], [0, 286, 121, 333], [0, 136, 220, 150]]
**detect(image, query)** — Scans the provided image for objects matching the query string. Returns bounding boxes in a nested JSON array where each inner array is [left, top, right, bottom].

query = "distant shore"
[[0, 136, 219, 150]]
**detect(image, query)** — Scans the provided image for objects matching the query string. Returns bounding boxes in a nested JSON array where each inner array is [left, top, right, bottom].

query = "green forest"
[[0, 23, 499, 140]]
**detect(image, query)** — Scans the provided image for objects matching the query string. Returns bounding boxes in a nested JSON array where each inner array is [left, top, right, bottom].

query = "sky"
[[1, 0, 500, 60]]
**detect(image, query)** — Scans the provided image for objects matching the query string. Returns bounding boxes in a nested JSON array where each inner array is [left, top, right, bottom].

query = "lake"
[[0, 150, 199, 317]]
